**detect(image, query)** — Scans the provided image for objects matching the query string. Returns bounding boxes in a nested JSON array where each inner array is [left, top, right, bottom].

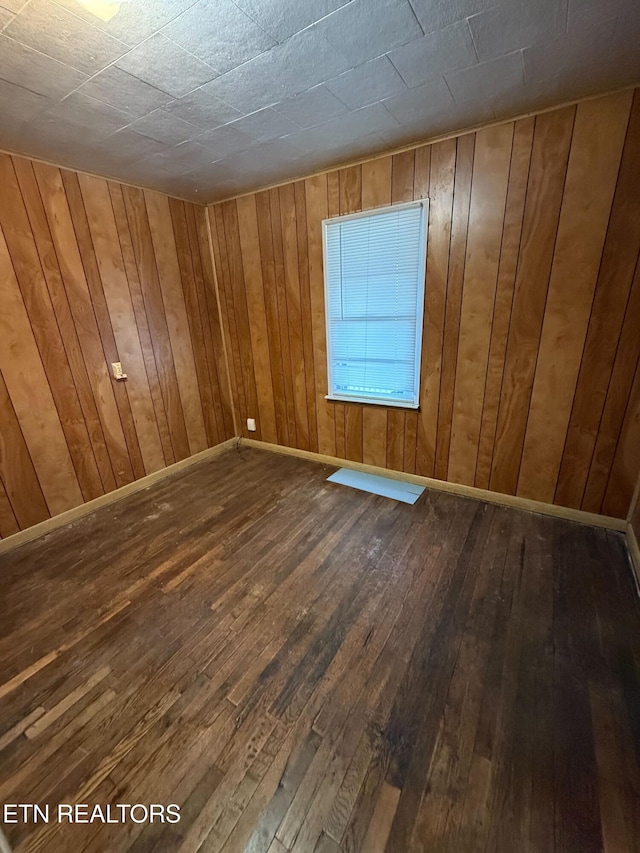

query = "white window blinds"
[[322, 199, 428, 409]]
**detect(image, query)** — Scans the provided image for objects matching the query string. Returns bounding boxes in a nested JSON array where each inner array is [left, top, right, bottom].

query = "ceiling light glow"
[[76, 0, 129, 21]]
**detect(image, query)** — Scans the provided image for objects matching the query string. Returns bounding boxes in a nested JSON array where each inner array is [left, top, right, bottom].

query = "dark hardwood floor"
[[0, 445, 639, 852]]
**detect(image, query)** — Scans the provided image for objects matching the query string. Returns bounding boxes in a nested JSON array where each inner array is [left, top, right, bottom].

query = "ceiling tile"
[[380, 96, 494, 144], [52, 0, 198, 46], [291, 102, 401, 154], [0, 77, 52, 122], [316, 0, 424, 65], [0, 6, 15, 27], [382, 75, 454, 123], [468, 0, 568, 62], [445, 50, 525, 106], [611, 5, 640, 70], [5, 0, 128, 74], [273, 85, 349, 128], [0, 0, 636, 202], [408, 0, 487, 33], [0, 0, 22, 13], [201, 27, 351, 113], [0, 33, 87, 99], [41, 91, 131, 134], [106, 128, 170, 159], [203, 178, 243, 202], [388, 20, 477, 88], [77, 66, 172, 118], [233, 0, 353, 42], [325, 55, 408, 109], [116, 33, 218, 97], [567, 0, 626, 30], [522, 18, 617, 86], [162, 88, 243, 129], [19, 113, 115, 160], [150, 139, 215, 170], [227, 107, 300, 142], [196, 124, 254, 158], [162, 0, 275, 74], [128, 108, 201, 145]]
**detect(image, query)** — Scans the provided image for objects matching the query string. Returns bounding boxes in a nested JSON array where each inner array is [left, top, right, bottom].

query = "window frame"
[[322, 198, 429, 410]]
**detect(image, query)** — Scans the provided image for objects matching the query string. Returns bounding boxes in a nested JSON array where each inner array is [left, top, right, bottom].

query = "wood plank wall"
[[209, 89, 640, 520], [0, 153, 234, 538], [630, 476, 640, 542]]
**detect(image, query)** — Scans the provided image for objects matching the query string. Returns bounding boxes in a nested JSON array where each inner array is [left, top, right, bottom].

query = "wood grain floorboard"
[[0, 446, 638, 852]]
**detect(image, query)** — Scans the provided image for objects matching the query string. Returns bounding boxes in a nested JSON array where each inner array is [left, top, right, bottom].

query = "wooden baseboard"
[[2, 434, 629, 558], [0, 438, 237, 557], [241, 438, 627, 532], [627, 523, 640, 593]]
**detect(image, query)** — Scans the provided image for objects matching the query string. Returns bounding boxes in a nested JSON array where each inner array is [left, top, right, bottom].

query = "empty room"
[[1, 0, 640, 851]]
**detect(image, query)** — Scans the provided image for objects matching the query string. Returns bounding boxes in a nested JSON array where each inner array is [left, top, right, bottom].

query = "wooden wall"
[[209, 88, 640, 520], [630, 475, 640, 543], [0, 153, 233, 538]]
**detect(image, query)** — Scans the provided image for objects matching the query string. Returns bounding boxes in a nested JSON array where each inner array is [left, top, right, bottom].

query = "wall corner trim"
[[0, 438, 237, 557]]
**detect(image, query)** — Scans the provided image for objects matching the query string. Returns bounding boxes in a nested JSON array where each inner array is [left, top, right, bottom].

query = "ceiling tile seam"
[[405, 0, 425, 37], [48, 0, 202, 46], [54, 36, 219, 113], [465, 17, 481, 64], [41, 0, 214, 107], [225, 0, 286, 44]]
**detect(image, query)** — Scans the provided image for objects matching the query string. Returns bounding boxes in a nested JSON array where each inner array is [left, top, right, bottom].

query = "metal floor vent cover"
[[327, 468, 425, 505]]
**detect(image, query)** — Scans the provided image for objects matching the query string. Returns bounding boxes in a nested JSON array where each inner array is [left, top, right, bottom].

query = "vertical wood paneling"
[[602, 359, 640, 518], [79, 175, 167, 475], [169, 198, 221, 447], [435, 133, 474, 481], [0, 155, 232, 535], [294, 180, 319, 454], [144, 190, 208, 456], [18, 160, 117, 496], [448, 122, 514, 485], [415, 139, 453, 478], [110, 182, 175, 466], [0, 154, 102, 502], [270, 189, 297, 447], [195, 206, 234, 438], [236, 194, 278, 443], [0, 229, 83, 515], [61, 169, 147, 482], [555, 91, 640, 508], [582, 258, 640, 513], [474, 117, 535, 490], [254, 191, 287, 445], [517, 91, 633, 502], [305, 174, 335, 457], [280, 183, 310, 450], [490, 106, 576, 496], [31, 162, 132, 489], [210, 89, 640, 519], [0, 369, 49, 530], [404, 146, 431, 474], [121, 185, 191, 462], [0, 476, 19, 539]]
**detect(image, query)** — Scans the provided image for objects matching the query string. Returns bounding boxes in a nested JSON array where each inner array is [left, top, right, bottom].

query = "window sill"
[[325, 395, 419, 411]]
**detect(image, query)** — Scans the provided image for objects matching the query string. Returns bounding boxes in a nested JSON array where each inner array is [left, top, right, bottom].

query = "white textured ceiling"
[[0, 0, 638, 202]]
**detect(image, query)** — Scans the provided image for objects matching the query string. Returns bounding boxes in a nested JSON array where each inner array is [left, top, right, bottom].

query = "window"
[[323, 199, 428, 409]]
